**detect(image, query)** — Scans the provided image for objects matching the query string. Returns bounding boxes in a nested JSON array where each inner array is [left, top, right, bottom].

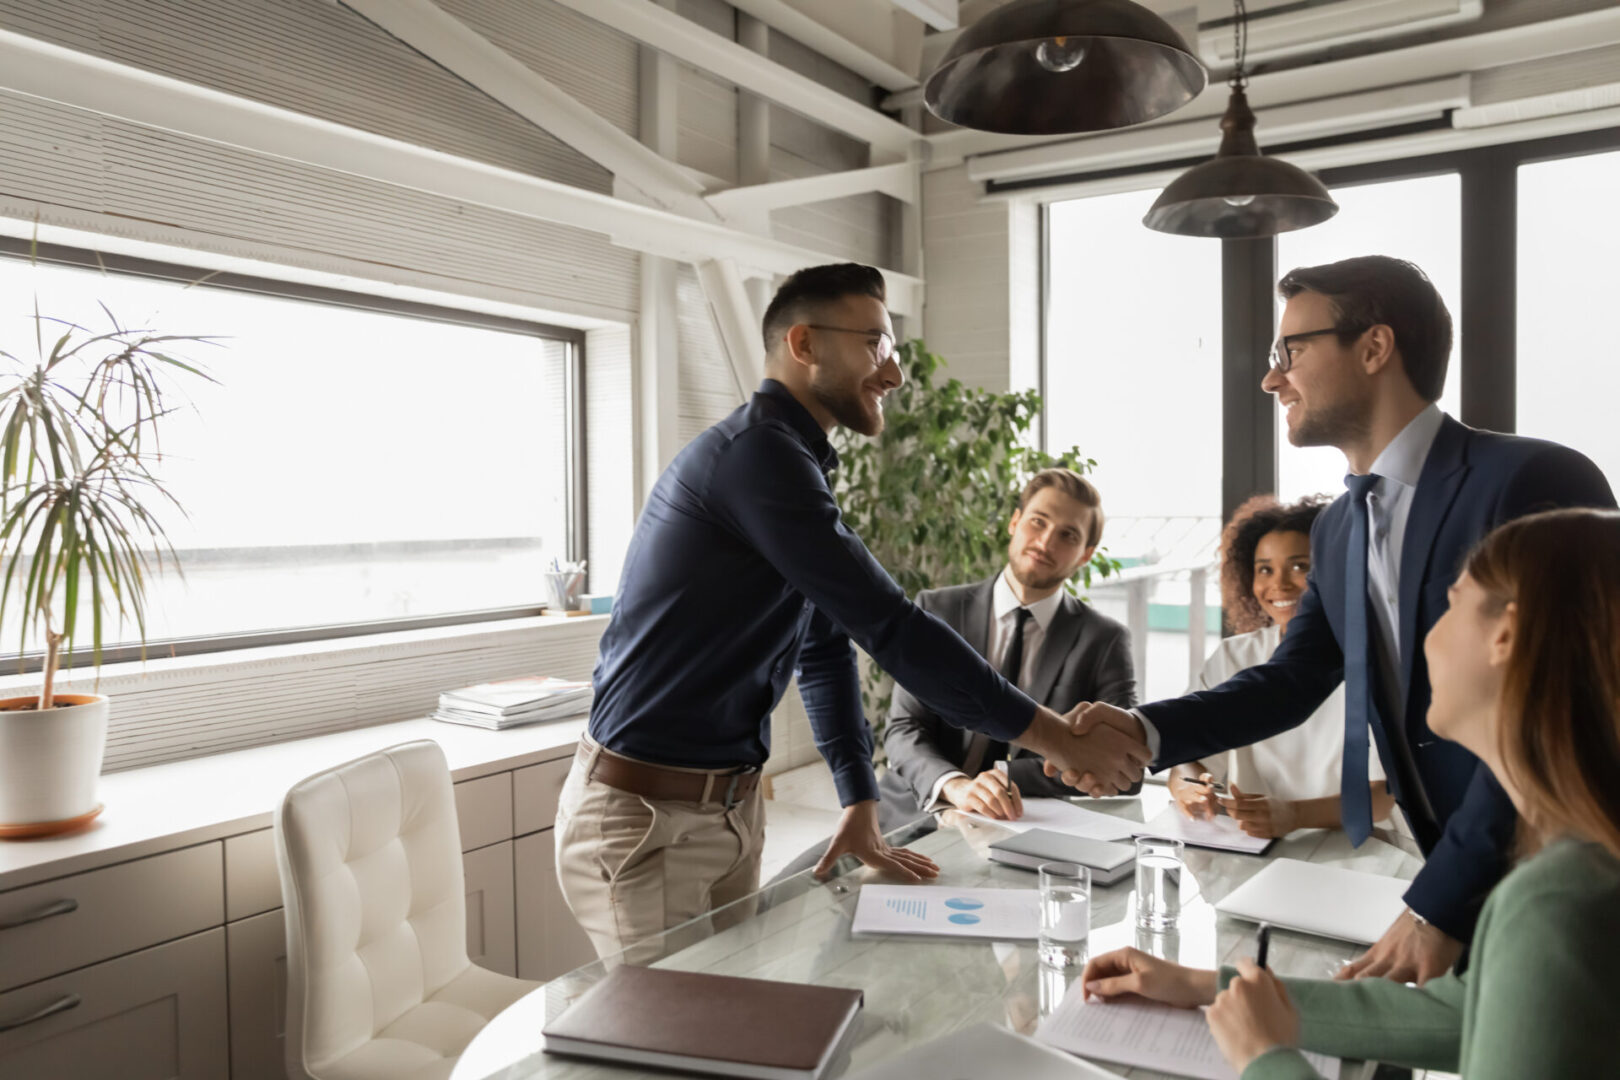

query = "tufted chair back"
[[275, 740, 523, 1080]]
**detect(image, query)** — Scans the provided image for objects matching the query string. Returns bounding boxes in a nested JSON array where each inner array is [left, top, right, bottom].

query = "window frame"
[[0, 237, 588, 672], [1038, 125, 1620, 523]]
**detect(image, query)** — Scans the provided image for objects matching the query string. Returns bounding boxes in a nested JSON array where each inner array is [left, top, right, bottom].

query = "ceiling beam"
[[728, 0, 918, 91], [707, 162, 918, 217], [338, 0, 716, 221], [885, 0, 959, 32], [694, 258, 766, 395], [548, 0, 922, 155], [0, 27, 924, 315]]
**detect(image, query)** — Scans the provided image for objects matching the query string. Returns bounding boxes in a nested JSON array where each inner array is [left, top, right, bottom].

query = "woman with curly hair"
[[1167, 494, 1394, 837]]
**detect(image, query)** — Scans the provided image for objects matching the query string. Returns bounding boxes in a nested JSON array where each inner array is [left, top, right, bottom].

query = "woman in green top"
[[1081, 507, 1620, 1080]]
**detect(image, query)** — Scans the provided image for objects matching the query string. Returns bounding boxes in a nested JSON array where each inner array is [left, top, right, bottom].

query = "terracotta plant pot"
[[0, 693, 109, 830]]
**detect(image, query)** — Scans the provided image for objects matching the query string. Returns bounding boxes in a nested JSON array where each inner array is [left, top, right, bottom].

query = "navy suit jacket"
[[1143, 417, 1614, 941]]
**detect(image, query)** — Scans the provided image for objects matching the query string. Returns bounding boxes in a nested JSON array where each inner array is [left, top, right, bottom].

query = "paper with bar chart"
[[850, 885, 1040, 940]]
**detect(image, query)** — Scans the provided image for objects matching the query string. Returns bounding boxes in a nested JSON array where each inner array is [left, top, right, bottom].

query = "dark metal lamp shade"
[[1144, 89, 1338, 237], [924, 0, 1207, 135]]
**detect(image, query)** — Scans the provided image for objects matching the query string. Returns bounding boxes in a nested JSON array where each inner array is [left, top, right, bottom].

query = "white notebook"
[[850, 885, 1039, 940], [845, 1022, 1119, 1079], [1037, 982, 1342, 1080], [1214, 859, 1409, 945], [1131, 806, 1273, 854]]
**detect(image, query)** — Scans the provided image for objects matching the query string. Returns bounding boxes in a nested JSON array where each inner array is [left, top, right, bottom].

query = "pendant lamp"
[[924, 0, 1206, 135], [1143, 0, 1337, 238]]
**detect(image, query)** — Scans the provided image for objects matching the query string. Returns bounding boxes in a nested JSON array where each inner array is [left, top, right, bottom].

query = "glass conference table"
[[453, 784, 1422, 1080]]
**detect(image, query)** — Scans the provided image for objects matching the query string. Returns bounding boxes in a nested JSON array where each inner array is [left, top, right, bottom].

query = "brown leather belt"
[[584, 745, 761, 809]]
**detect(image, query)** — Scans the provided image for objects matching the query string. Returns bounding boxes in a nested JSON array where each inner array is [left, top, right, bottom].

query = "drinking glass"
[[1038, 861, 1091, 968], [1134, 836, 1184, 931]]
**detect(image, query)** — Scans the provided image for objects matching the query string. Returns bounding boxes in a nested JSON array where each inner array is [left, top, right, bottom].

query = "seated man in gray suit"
[[880, 468, 1139, 831]]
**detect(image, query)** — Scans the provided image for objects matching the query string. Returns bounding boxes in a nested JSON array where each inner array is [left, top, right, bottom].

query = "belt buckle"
[[722, 766, 758, 809]]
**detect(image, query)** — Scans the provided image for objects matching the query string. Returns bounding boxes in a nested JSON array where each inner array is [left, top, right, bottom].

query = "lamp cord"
[[1230, 0, 1248, 90]]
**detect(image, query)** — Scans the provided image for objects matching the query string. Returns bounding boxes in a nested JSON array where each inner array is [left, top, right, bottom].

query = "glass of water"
[[1038, 861, 1091, 968], [1134, 836, 1184, 931]]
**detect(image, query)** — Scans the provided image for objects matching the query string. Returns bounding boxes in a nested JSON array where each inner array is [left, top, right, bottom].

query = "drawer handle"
[[0, 898, 78, 930], [0, 993, 81, 1032]]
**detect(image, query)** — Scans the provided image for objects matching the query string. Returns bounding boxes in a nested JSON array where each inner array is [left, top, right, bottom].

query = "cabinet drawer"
[[225, 829, 282, 922], [513, 752, 575, 835], [0, 927, 227, 1078], [456, 772, 514, 851], [0, 843, 223, 992]]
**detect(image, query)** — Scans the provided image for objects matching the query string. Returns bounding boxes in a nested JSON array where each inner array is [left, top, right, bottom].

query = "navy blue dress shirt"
[[589, 379, 1038, 806]]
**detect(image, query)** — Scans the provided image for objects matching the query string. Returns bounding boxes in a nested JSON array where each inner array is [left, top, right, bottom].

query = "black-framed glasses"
[[1270, 325, 1365, 373], [805, 324, 896, 363]]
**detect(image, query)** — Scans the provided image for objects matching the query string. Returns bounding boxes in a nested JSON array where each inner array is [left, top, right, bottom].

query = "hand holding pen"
[[940, 760, 1023, 820], [1207, 922, 1301, 1075]]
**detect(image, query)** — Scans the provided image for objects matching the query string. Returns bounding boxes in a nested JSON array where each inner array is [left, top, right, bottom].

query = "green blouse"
[[1227, 837, 1620, 1080]]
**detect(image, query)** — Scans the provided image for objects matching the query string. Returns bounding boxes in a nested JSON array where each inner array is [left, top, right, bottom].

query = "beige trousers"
[[554, 735, 766, 959]]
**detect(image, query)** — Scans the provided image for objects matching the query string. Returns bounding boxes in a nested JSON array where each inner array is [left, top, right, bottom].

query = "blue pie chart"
[[943, 898, 984, 910], [947, 913, 982, 925]]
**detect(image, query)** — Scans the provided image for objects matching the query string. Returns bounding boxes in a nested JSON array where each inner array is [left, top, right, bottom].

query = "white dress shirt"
[[1192, 625, 1385, 801], [1137, 404, 1447, 767], [925, 567, 1063, 808]]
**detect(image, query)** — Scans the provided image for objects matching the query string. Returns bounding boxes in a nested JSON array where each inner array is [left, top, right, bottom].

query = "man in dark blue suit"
[[1077, 256, 1614, 984]]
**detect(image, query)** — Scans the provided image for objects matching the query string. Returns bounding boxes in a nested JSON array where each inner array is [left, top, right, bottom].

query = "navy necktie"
[[1341, 473, 1381, 846]]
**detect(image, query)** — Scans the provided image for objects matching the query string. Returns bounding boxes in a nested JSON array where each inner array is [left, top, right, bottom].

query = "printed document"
[[962, 798, 1137, 842], [1037, 985, 1341, 1080], [851, 884, 1039, 940], [1132, 806, 1272, 854]]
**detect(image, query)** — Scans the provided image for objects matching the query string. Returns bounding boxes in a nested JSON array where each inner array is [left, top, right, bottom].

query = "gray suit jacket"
[[879, 574, 1138, 827]]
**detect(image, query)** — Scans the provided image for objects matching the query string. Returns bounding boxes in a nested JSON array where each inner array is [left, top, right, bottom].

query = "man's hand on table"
[[941, 770, 1023, 820], [813, 799, 941, 882], [1020, 702, 1151, 796], [1337, 908, 1463, 985]]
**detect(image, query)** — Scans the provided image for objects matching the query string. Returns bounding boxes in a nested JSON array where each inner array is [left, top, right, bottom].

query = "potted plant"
[[0, 299, 212, 836]]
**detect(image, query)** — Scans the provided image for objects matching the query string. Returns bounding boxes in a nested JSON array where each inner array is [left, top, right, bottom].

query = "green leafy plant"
[[833, 339, 1121, 727], [0, 300, 214, 706]]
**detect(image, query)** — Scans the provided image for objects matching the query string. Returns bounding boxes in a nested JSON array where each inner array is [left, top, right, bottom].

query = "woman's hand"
[[1169, 770, 1220, 821], [1206, 958, 1301, 1073], [1219, 784, 1299, 838], [1080, 947, 1219, 1009]]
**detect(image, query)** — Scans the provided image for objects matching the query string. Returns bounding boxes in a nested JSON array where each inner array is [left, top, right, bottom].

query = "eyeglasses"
[[1269, 325, 1365, 373], [805, 324, 896, 363]]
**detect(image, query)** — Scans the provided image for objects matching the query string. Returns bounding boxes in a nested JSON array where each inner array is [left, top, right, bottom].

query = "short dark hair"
[[1277, 256, 1452, 402], [761, 263, 886, 354], [1220, 493, 1331, 632], [1019, 468, 1105, 548]]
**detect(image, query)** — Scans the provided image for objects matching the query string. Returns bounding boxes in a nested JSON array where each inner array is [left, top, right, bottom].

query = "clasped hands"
[[1020, 700, 1153, 797]]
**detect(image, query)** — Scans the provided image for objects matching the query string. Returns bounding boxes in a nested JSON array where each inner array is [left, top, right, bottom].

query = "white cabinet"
[[226, 909, 287, 1080], [514, 829, 596, 981], [463, 841, 517, 977], [0, 928, 228, 1078]]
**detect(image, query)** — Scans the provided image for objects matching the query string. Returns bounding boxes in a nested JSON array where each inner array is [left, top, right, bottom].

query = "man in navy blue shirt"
[[554, 263, 1150, 957]]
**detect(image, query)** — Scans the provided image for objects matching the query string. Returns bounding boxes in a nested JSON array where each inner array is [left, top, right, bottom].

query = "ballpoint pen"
[[1257, 922, 1272, 969], [993, 759, 1013, 795]]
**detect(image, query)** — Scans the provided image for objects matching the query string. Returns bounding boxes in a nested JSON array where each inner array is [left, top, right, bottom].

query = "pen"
[[1256, 922, 1272, 969], [993, 759, 1013, 795]]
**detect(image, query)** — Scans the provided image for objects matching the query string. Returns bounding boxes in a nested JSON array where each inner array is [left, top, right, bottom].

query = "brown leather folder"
[[542, 964, 864, 1079]]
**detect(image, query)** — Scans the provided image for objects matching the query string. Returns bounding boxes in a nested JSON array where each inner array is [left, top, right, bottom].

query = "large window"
[[0, 247, 579, 658], [1275, 173, 1462, 502], [1517, 149, 1620, 483], [1047, 188, 1223, 701]]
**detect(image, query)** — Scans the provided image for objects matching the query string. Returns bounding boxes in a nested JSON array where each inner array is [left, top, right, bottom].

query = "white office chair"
[[274, 740, 538, 1080]]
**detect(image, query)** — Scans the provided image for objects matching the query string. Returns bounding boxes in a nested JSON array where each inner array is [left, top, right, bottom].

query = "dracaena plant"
[[832, 339, 1122, 730], [0, 300, 214, 707]]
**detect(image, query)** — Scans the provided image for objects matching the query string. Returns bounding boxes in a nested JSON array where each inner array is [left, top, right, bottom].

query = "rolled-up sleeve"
[[706, 424, 1036, 795]]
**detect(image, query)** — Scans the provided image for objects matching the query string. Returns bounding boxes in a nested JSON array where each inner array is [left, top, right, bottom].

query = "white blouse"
[[1191, 625, 1385, 802]]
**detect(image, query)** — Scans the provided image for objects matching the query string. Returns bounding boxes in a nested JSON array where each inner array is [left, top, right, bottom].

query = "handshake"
[[1015, 701, 1153, 798]]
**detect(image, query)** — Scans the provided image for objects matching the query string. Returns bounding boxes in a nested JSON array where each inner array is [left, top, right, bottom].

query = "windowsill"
[[0, 613, 611, 696]]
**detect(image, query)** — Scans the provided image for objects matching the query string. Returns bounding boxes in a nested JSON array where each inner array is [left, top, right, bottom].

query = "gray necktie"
[[963, 607, 1032, 775]]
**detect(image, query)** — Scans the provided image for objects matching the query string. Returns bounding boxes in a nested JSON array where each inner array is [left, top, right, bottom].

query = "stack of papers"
[[962, 798, 1137, 842], [433, 676, 593, 730], [1131, 806, 1273, 855], [845, 1022, 1119, 1079], [1037, 981, 1342, 1080]]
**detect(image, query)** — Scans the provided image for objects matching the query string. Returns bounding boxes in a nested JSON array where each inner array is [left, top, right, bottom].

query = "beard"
[[810, 372, 883, 436], [1288, 395, 1370, 448], [1009, 551, 1072, 593]]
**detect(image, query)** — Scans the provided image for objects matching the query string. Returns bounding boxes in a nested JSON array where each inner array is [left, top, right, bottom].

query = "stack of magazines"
[[433, 676, 594, 730]]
